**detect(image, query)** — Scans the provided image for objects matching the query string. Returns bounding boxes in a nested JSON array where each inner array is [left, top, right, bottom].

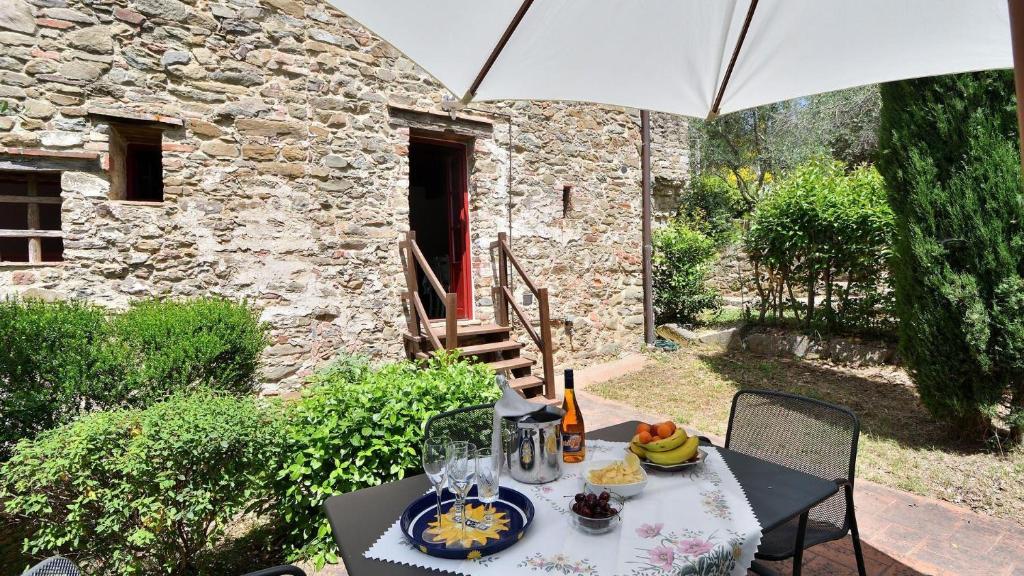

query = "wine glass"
[[446, 441, 475, 531], [422, 439, 447, 527], [474, 446, 500, 530]]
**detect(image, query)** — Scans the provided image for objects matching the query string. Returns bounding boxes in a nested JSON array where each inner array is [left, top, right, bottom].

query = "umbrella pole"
[[1011, 0, 1024, 170], [641, 110, 654, 346]]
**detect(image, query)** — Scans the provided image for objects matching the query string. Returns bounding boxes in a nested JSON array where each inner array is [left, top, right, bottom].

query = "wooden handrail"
[[493, 232, 556, 399], [502, 286, 541, 347], [409, 292, 444, 351], [408, 239, 448, 302], [497, 235, 539, 297], [399, 231, 458, 355]]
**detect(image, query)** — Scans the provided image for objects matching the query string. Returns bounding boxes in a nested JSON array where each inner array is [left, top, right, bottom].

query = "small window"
[[562, 185, 574, 217], [110, 123, 163, 202], [0, 172, 63, 263]]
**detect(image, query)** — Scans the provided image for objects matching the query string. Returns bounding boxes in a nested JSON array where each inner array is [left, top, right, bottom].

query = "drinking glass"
[[446, 441, 475, 530], [474, 447, 500, 530], [422, 439, 447, 527]]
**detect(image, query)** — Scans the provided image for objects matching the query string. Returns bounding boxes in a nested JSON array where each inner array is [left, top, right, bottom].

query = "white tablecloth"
[[365, 440, 762, 575]]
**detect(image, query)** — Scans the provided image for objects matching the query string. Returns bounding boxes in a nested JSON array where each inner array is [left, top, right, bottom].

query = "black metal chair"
[[22, 557, 79, 576], [21, 556, 305, 576], [724, 389, 865, 576], [423, 402, 500, 448]]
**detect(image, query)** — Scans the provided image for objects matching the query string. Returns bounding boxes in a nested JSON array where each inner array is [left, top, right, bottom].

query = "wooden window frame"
[[0, 172, 63, 264], [109, 123, 164, 202]]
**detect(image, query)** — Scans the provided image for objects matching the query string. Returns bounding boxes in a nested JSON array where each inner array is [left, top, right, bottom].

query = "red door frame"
[[409, 134, 473, 319]]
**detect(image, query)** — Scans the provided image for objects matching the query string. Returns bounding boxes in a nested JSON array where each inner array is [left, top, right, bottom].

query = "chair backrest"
[[424, 403, 498, 449], [23, 557, 80, 576], [725, 389, 859, 532]]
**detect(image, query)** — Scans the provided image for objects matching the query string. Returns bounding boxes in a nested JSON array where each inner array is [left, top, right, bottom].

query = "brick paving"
[[312, 355, 1024, 576]]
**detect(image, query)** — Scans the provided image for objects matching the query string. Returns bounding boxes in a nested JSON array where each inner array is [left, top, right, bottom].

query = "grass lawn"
[[589, 346, 1024, 525]]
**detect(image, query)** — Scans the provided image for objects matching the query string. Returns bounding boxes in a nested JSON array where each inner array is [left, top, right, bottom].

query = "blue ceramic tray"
[[400, 486, 535, 560]]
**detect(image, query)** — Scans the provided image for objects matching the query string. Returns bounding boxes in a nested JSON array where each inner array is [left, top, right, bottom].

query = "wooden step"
[[509, 375, 544, 392], [486, 357, 535, 372], [414, 340, 525, 360], [455, 340, 525, 357], [430, 323, 511, 340]]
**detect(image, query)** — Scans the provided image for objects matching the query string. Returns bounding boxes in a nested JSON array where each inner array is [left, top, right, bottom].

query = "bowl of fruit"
[[569, 490, 623, 535], [628, 420, 705, 472], [583, 454, 647, 498]]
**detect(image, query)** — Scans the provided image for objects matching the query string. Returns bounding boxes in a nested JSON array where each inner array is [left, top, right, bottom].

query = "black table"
[[324, 421, 838, 576]]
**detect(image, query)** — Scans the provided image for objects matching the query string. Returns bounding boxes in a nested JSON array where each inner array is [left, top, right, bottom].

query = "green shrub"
[[276, 352, 500, 568], [0, 391, 283, 575], [879, 71, 1024, 439], [653, 220, 721, 323], [107, 298, 269, 405], [0, 297, 269, 458], [0, 299, 120, 459], [678, 173, 743, 244], [745, 160, 894, 333]]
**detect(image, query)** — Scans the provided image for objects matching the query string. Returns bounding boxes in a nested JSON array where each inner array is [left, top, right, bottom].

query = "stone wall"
[[0, 0, 688, 392]]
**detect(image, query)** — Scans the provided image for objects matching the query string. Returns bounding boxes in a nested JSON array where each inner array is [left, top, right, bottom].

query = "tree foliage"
[[878, 71, 1024, 439], [692, 85, 881, 210], [745, 160, 894, 333]]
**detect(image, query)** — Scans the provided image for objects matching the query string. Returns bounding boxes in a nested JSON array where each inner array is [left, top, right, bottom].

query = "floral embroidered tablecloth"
[[365, 440, 762, 575]]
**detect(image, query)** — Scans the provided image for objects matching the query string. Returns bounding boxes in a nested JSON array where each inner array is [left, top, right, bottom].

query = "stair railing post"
[[538, 287, 555, 399], [445, 293, 458, 351], [497, 232, 510, 327], [401, 233, 420, 336]]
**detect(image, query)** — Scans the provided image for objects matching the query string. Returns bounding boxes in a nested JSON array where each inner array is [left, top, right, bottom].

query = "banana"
[[644, 436, 699, 466], [628, 440, 647, 458], [639, 429, 688, 452]]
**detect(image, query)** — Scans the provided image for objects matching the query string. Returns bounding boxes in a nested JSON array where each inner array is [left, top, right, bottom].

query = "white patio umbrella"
[[325, 0, 1024, 343]]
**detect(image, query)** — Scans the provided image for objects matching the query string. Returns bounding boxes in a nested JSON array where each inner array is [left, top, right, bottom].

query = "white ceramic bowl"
[[581, 459, 648, 498]]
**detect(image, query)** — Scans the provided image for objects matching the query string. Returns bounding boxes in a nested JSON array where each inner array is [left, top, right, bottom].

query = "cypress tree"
[[878, 71, 1024, 440]]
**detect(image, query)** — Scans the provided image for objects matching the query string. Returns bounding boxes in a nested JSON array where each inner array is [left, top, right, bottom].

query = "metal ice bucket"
[[503, 410, 563, 484]]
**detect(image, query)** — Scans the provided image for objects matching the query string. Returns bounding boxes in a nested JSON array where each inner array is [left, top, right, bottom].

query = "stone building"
[[0, 0, 689, 392]]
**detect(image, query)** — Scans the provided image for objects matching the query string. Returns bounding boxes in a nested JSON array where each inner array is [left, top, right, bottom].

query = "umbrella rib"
[[463, 0, 536, 102], [708, 0, 760, 120]]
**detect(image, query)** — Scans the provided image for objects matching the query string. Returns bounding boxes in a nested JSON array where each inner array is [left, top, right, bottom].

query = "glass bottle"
[[560, 369, 586, 463]]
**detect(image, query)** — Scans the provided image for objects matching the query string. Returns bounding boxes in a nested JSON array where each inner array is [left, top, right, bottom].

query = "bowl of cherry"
[[569, 490, 623, 535]]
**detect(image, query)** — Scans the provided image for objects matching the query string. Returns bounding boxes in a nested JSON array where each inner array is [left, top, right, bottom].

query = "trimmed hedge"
[[0, 297, 268, 459], [275, 352, 501, 569], [0, 391, 283, 575]]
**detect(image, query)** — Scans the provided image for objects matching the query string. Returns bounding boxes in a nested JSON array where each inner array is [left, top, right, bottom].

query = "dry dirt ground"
[[588, 345, 1024, 527]]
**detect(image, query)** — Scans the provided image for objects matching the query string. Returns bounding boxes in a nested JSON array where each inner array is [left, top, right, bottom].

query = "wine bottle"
[[560, 369, 586, 463]]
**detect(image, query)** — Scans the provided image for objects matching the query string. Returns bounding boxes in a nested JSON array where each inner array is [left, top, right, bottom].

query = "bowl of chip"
[[582, 454, 648, 498]]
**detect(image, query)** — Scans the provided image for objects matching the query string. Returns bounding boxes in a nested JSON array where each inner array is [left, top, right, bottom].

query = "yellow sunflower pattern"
[[424, 503, 510, 549]]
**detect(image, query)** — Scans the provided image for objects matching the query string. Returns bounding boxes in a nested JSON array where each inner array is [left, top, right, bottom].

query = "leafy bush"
[[276, 352, 500, 568], [677, 173, 743, 244], [745, 160, 894, 333], [106, 298, 269, 406], [879, 71, 1024, 439], [0, 391, 283, 575], [0, 297, 268, 458], [653, 220, 721, 323], [0, 300, 119, 459]]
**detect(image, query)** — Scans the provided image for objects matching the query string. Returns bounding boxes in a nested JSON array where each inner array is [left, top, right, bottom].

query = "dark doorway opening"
[[408, 136, 472, 319]]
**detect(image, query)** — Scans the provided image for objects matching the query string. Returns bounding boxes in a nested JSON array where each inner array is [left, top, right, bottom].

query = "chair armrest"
[[242, 566, 307, 576], [697, 435, 716, 447]]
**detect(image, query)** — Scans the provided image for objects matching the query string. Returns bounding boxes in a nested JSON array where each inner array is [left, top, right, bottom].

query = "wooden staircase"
[[400, 231, 555, 399]]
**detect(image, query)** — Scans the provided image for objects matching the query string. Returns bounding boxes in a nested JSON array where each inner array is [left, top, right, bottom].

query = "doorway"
[[408, 136, 472, 319]]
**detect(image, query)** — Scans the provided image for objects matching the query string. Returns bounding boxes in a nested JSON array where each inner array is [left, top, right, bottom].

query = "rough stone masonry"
[[0, 0, 689, 393]]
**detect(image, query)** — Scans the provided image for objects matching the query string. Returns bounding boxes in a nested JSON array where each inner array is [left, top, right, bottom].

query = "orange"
[[636, 423, 652, 436], [655, 422, 675, 439], [637, 431, 653, 444]]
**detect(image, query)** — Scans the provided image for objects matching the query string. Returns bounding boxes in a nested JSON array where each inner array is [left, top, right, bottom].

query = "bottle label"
[[562, 432, 584, 453]]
